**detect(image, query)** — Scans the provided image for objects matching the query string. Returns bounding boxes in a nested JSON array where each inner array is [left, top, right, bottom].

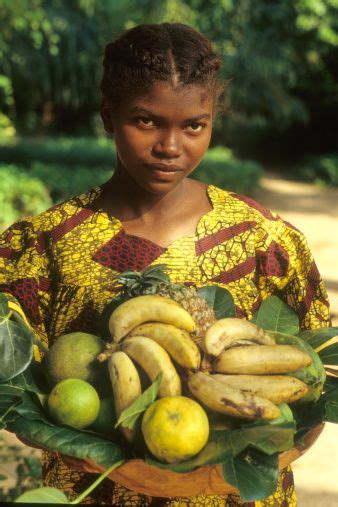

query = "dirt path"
[[255, 173, 338, 326], [1, 173, 337, 504], [255, 173, 338, 506]]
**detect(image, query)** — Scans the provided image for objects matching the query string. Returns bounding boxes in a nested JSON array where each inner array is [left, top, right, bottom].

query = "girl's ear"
[[100, 98, 114, 134]]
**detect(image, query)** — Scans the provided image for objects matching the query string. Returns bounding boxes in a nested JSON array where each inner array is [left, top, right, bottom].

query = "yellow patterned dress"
[[0, 183, 331, 506]]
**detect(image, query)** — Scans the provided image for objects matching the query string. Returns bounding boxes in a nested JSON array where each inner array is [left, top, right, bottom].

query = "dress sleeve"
[[0, 218, 52, 355], [256, 217, 331, 330]]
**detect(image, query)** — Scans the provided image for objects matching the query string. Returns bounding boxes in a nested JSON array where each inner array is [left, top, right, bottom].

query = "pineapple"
[[115, 264, 216, 371]]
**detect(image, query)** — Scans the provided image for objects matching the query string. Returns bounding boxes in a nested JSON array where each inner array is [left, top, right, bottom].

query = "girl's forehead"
[[122, 81, 213, 118]]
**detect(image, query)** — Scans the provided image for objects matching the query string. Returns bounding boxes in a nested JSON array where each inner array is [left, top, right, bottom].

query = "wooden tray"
[[81, 423, 325, 498]]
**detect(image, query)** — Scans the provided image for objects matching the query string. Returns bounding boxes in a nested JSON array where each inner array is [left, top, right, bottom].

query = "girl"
[[0, 23, 330, 505]]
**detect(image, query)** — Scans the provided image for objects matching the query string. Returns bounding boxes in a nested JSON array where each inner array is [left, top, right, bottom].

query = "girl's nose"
[[152, 129, 182, 158]]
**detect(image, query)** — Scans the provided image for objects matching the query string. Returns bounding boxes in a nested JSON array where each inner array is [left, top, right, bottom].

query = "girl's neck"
[[101, 167, 189, 223]]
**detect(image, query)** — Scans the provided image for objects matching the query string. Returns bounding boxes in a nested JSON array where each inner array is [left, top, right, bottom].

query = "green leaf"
[[7, 414, 125, 468], [115, 373, 162, 430], [0, 385, 23, 427], [14, 486, 69, 503], [323, 387, 338, 423], [143, 264, 169, 276], [6, 361, 48, 394], [0, 318, 34, 381], [252, 296, 299, 334], [324, 375, 338, 392], [197, 285, 236, 318], [292, 397, 326, 443], [299, 327, 338, 350], [221, 449, 279, 502], [0, 293, 10, 317], [3, 390, 125, 468], [14, 391, 53, 425], [318, 342, 338, 365], [0, 474, 7, 481]]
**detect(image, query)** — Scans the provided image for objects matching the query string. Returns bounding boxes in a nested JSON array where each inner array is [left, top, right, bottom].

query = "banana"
[[271, 331, 326, 402], [120, 336, 181, 397], [213, 345, 312, 374], [204, 318, 275, 356], [128, 322, 201, 369], [212, 374, 309, 404], [188, 371, 281, 420], [107, 351, 142, 441], [109, 295, 196, 342]]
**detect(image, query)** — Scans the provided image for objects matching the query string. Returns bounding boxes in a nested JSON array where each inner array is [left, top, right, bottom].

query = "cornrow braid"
[[100, 23, 225, 114]]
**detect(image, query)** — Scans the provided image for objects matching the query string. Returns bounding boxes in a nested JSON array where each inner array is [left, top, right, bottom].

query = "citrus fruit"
[[141, 396, 209, 463], [44, 332, 106, 386], [48, 378, 100, 429]]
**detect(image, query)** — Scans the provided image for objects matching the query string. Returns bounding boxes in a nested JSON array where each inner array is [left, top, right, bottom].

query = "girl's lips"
[[145, 163, 183, 173]]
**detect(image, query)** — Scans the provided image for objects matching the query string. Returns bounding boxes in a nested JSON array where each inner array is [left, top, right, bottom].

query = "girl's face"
[[102, 81, 214, 194]]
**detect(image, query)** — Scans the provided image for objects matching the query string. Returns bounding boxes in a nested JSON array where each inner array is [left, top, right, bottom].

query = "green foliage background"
[[1, 0, 337, 161], [0, 0, 337, 226]]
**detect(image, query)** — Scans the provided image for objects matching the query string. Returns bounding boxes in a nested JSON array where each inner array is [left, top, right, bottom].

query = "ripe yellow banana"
[[212, 374, 309, 404], [204, 318, 275, 356], [120, 336, 182, 397], [107, 351, 142, 442], [128, 322, 201, 369], [214, 345, 312, 374], [109, 295, 196, 342], [188, 371, 281, 420]]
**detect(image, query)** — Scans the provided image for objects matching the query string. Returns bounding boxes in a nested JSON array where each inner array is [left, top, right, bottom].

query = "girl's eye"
[[136, 117, 155, 127], [185, 123, 206, 134]]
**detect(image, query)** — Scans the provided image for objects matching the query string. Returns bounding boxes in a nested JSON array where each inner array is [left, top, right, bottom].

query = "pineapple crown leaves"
[[113, 264, 171, 296]]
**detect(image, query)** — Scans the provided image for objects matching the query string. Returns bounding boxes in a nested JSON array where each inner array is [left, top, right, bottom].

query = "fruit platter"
[[0, 265, 337, 503]]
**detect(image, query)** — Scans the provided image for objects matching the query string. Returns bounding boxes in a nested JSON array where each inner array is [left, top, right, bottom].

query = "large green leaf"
[[14, 391, 53, 426], [324, 375, 338, 393], [5, 361, 47, 394], [0, 385, 22, 428], [14, 487, 69, 503], [0, 293, 10, 317], [221, 449, 279, 502], [146, 421, 295, 473], [7, 415, 125, 468], [197, 285, 236, 318], [115, 374, 162, 431], [0, 318, 33, 381], [252, 296, 299, 334], [323, 387, 338, 423], [299, 327, 338, 350], [292, 397, 326, 443], [1, 386, 125, 468], [318, 343, 338, 365]]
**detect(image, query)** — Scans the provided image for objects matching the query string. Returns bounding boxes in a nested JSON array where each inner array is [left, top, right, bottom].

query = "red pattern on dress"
[[196, 221, 257, 255], [93, 229, 166, 272]]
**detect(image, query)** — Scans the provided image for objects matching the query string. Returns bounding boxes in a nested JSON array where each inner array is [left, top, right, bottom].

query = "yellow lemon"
[[141, 396, 209, 463], [48, 378, 100, 429]]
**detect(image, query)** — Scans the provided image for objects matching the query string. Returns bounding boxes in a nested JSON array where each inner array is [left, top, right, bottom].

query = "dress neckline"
[[91, 183, 218, 251]]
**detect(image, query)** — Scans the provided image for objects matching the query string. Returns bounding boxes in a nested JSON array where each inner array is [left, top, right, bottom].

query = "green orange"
[[48, 378, 100, 429]]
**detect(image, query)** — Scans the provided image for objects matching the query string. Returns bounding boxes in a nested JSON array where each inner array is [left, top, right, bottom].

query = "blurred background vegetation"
[[0, 0, 338, 230]]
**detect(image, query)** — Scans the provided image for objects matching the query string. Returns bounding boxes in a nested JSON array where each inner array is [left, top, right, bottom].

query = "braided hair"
[[100, 23, 224, 117]]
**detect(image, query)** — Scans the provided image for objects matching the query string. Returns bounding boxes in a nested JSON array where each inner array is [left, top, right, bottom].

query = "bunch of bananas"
[[99, 292, 318, 441]]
